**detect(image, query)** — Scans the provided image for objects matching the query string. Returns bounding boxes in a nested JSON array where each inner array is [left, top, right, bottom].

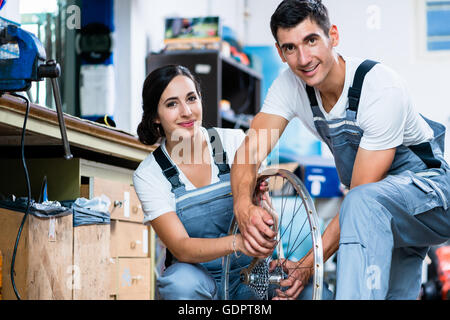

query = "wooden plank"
[[109, 257, 119, 300], [0, 208, 73, 300], [0, 209, 29, 300], [26, 214, 73, 300], [80, 159, 134, 184], [0, 95, 155, 163], [73, 224, 110, 300]]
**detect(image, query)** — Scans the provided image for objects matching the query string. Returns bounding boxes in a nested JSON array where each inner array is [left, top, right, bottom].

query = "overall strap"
[[306, 85, 319, 107], [305, 59, 378, 115], [347, 59, 379, 114], [153, 146, 183, 190], [305, 84, 326, 119], [207, 128, 231, 176]]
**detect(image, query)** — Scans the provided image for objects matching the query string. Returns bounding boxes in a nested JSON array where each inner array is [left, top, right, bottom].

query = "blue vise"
[[0, 23, 48, 93]]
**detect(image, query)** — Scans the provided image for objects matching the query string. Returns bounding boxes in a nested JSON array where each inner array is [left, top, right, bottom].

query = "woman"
[[133, 65, 262, 300]]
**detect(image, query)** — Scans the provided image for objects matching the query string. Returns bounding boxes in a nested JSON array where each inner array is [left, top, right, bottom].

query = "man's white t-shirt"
[[133, 127, 246, 224], [261, 55, 434, 151]]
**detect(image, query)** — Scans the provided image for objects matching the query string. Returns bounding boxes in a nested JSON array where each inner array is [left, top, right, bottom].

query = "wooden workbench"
[[0, 94, 157, 300], [0, 94, 154, 166]]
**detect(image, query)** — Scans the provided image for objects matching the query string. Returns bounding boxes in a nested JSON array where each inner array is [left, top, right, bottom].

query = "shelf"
[[158, 49, 262, 79], [221, 55, 262, 79], [147, 50, 261, 129]]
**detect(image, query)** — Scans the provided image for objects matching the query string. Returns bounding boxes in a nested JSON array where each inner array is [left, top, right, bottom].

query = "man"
[[231, 0, 450, 300]]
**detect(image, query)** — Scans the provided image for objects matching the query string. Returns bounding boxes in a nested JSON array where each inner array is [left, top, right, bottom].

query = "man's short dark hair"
[[270, 0, 331, 42]]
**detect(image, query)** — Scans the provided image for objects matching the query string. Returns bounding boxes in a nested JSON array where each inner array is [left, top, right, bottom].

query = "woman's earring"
[[153, 122, 162, 135]]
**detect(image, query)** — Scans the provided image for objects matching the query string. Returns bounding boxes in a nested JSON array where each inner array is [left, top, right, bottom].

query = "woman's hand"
[[234, 233, 271, 259]]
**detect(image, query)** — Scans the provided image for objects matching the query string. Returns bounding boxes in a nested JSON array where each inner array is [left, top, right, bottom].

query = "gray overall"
[[153, 128, 256, 300], [306, 60, 450, 299]]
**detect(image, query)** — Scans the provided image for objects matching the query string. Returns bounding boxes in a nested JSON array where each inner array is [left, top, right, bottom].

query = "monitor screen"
[[164, 16, 220, 44]]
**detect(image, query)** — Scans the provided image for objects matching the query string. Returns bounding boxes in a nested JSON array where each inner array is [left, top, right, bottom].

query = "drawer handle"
[[114, 200, 123, 208], [132, 206, 138, 214], [130, 240, 142, 249], [132, 275, 143, 284]]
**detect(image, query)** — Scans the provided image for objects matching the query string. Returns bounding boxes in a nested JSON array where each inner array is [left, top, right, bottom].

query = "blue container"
[[297, 156, 343, 198]]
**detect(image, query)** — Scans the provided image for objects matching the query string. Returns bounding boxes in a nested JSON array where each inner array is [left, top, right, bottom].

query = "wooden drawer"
[[109, 258, 151, 300], [110, 220, 149, 258], [90, 177, 144, 223]]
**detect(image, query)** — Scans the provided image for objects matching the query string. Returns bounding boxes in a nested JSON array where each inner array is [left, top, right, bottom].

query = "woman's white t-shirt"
[[133, 127, 246, 224], [261, 55, 434, 151]]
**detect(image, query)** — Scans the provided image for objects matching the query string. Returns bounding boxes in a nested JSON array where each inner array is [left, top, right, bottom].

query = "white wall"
[[116, 0, 247, 134], [0, 0, 20, 21], [332, 0, 450, 161], [244, 0, 450, 160], [117, 0, 450, 160]]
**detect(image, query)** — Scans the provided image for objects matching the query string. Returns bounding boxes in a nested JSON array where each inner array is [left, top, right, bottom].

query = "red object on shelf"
[[436, 246, 450, 300]]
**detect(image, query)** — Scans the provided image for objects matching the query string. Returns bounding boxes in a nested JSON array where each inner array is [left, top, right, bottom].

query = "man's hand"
[[235, 202, 277, 257], [231, 113, 288, 257], [253, 180, 269, 203], [269, 258, 313, 300]]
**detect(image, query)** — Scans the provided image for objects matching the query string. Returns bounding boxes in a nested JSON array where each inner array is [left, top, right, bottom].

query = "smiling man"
[[231, 0, 450, 300]]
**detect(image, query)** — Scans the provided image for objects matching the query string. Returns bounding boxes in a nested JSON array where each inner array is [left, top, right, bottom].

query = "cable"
[[9, 92, 32, 300]]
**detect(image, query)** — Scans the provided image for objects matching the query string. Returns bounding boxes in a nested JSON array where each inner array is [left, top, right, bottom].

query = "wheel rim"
[[222, 169, 323, 300]]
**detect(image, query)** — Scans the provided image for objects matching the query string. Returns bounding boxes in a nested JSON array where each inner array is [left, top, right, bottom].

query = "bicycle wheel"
[[222, 168, 324, 300]]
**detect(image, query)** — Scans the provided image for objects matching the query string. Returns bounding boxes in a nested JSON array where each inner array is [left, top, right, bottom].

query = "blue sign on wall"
[[426, 1, 450, 51]]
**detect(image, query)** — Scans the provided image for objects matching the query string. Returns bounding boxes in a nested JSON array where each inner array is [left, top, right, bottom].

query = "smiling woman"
[[133, 65, 260, 300], [153, 74, 203, 163]]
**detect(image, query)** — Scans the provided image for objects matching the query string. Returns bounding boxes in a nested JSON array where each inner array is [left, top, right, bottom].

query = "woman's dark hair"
[[270, 0, 331, 43], [137, 65, 202, 145]]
